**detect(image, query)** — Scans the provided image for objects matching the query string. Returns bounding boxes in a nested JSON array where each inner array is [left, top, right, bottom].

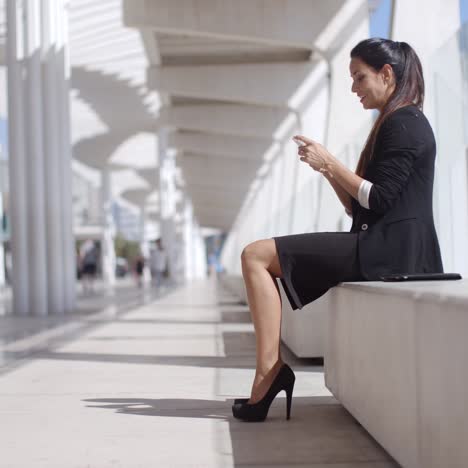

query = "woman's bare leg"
[[241, 239, 284, 403]]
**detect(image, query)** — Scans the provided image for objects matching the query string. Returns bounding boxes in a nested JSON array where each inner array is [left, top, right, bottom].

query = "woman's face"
[[349, 57, 395, 111]]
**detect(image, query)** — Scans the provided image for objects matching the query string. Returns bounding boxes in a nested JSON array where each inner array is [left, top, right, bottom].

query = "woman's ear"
[[381, 64, 395, 86]]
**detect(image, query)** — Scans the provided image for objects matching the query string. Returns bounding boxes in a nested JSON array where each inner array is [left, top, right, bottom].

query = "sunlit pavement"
[[0, 278, 399, 467]]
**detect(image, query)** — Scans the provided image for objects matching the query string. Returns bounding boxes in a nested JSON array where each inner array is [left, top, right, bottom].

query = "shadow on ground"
[[82, 395, 397, 467]]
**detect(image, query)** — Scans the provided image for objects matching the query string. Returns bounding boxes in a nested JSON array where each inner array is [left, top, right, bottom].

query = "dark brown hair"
[[350, 38, 425, 176]]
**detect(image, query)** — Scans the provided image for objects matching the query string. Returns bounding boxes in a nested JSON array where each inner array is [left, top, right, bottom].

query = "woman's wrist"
[[322, 169, 333, 181], [321, 155, 338, 178]]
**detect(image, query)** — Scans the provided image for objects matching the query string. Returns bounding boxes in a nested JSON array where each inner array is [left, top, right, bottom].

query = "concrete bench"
[[217, 274, 248, 304], [325, 279, 468, 468], [279, 281, 329, 357]]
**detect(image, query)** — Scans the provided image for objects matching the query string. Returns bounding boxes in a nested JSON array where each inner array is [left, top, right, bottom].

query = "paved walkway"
[[0, 279, 399, 467]]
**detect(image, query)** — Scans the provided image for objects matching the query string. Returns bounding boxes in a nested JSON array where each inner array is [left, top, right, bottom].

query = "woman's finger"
[[293, 134, 315, 145]]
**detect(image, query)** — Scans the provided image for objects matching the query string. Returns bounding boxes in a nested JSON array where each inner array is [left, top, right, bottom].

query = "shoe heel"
[[232, 363, 296, 422], [286, 380, 295, 420]]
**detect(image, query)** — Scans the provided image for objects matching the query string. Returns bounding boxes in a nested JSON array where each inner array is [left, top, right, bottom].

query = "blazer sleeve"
[[367, 114, 423, 215]]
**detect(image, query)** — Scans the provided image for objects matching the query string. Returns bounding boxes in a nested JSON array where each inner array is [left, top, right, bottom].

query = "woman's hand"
[[293, 135, 335, 176]]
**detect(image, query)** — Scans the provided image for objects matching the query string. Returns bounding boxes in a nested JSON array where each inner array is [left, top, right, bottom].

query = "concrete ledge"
[[279, 281, 328, 358], [325, 279, 468, 468]]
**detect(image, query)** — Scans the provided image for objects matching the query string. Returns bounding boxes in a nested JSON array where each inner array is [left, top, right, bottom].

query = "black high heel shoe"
[[232, 363, 295, 422]]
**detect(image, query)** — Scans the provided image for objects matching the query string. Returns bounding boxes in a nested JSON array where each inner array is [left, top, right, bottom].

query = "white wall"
[[392, 0, 466, 275]]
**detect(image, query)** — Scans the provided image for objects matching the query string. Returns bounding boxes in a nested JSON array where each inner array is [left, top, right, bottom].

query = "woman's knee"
[[241, 239, 281, 276], [241, 241, 264, 266]]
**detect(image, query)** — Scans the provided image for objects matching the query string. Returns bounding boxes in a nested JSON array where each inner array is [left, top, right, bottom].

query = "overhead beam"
[[121, 188, 151, 206], [185, 181, 248, 197], [194, 203, 239, 216], [160, 105, 295, 139], [197, 218, 231, 230], [180, 153, 259, 180], [168, 132, 272, 160], [188, 186, 245, 203], [194, 205, 239, 220], [183, 174, 251, 193], [189, 193, 242, 211], [194, 212, 239, 228], [123, 0, 348, 51], [73, 132, 127, 170], [183, 174, 254, 192], [148, 62, 319, 108], [193, 207, 241, 222], [137, 168, 159, 187]]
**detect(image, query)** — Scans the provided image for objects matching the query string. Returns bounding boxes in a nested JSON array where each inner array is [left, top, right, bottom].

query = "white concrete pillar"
[[57, 0, 76, 311], [0, 193, 6, 288], [139, 205, 151, 283], [6, 0, 29, 315], [184, 198, 208, 280], [172, 193, 184, 283], [193, 220, 207, 279], [183, 195, 194, 280], [42, 0, 64, 315], [101, 168, 116, 287], [158, 128, 177, 283], [25, 0, 48, 316]]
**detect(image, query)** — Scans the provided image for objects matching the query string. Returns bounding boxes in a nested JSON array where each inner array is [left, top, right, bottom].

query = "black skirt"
[[274, 232, 365, 310]]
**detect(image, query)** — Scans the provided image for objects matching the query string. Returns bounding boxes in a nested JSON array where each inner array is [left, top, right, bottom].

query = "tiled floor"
[[0, 278, 399, 467]]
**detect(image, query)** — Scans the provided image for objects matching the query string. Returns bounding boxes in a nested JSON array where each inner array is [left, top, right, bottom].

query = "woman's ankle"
[[255, 358, 284, 379], [249, 359, 285, 402]]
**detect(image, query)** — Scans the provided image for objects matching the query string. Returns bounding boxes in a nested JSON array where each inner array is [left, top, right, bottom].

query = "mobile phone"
[[380, 273, 462, 282]]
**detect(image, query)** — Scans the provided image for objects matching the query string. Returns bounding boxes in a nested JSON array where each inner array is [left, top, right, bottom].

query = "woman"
[[232, 38, 443, 422]]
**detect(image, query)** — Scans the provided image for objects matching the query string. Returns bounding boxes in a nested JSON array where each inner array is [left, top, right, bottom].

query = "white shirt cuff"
[[358, 179, 373, 209]]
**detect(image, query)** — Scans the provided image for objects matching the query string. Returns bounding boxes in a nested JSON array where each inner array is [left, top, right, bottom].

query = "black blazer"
[[350, 104, 443, 279]]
